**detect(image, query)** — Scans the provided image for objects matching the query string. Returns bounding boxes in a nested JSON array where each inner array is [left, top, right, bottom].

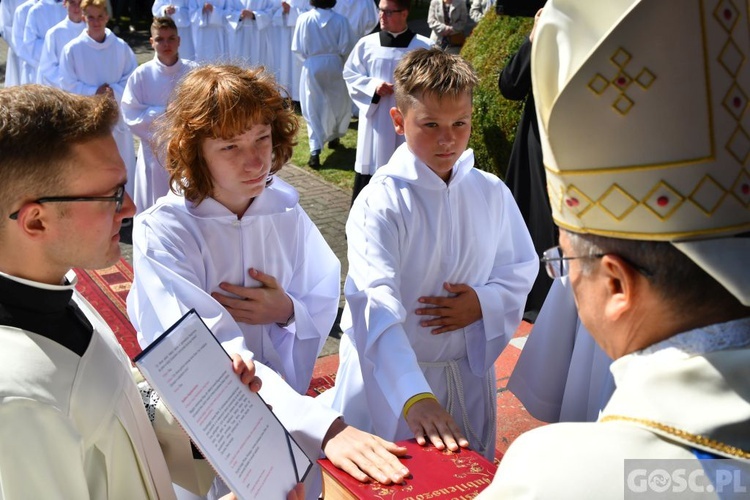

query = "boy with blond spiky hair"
[[322, 47, 537, 462]]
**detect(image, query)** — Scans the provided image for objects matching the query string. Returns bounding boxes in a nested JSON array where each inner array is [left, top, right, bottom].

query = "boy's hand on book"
[[322, 418, 410, 485], [416, 283, 482, 334], [212, 268, 294, 326], [405, 398, 470, 452], [229, 353, 262, 393]]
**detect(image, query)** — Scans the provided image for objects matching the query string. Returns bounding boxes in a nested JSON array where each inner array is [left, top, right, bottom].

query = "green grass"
[[289, 113, 358, 192]]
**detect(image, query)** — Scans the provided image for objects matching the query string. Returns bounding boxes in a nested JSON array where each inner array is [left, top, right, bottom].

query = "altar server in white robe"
[[22, 0, 66, 81], [152, 0, 196, 61], [333, 0, 378, 40], [322, 48, 537, 462], [270, 0, 308, 101], [59, 0, 137, 199], [37, 0, 85, 87], [189, 0, 228, 62], [478, 1, 750, 497], [292, 0, 354, 169], [128, 64, 341, 397], [343, 0, 432, 203], [226, 0, 273, 69], [121, 16, 198, 214], [11, 0, 38, 84], [1, 0, 24, 86]]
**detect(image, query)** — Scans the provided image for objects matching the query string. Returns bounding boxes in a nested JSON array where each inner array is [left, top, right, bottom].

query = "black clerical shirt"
[[0, 273, 93, 356]]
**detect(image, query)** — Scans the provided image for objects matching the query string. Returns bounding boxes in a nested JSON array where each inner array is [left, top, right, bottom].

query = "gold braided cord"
[[601, 415, 750, 459]]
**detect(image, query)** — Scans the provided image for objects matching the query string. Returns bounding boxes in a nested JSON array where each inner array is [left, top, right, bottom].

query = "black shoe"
[[328, 138, 340, 149], [308, 151, 321, 169]]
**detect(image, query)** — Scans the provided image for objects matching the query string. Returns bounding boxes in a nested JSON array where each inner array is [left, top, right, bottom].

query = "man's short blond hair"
[[393, 47, 478, 111], [81, 0, 107, 12], [0, 85, 118, 225]]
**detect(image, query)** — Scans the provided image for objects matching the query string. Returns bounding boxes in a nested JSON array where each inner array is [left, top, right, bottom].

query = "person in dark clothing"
[[498, 7, 554, 322]]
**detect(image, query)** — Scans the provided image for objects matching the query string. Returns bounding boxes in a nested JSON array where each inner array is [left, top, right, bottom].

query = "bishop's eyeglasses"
[[540, 245, 653, 279], [8, 184, 126, 220]]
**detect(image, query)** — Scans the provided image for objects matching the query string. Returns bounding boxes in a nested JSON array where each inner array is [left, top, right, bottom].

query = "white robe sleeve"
[[59, 43, 98, 95], [121, 68, 165, 140], [110, 45, 137, 102], [22, 8, 44, 69], [345, 196, 434, 419], [343, 38, 382, 115], [464, 180, 538, 376], [37, 30, 59, 86]]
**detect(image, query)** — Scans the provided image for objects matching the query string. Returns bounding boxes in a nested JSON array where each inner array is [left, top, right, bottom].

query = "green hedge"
[[461, 12, 534, 180]]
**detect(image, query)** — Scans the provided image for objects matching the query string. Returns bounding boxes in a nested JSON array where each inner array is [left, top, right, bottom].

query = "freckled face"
[[391, 91, 472, 182], [200, 124, 274, 217]]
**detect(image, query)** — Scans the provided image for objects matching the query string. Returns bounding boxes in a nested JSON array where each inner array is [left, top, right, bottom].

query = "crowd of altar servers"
[[0, 0, 381, 212]]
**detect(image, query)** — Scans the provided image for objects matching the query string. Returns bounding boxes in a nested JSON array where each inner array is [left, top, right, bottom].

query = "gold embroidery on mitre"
[[714, 0, 740, 33], [643, 181, 686, 220], [598, 184, 640, 221], [731, 170, 750, 206], [601, 415, 750, 460], [689, 174, 728, 214], [586, 47, 656, 116]]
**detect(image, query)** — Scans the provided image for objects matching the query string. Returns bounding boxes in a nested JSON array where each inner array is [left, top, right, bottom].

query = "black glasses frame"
[[540, 245, 653, 279], [8, 185, 126, 220], [378, 8, 405, 16]]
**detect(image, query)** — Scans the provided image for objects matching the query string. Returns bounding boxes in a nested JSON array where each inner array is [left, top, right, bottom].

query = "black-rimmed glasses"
[[379, 8, 405, 16], [8, 184, 126, 220], [540, 245, 653, 279]]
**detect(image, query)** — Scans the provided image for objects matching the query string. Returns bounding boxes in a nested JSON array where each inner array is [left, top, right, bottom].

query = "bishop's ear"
[[390, 107, 405, 136]]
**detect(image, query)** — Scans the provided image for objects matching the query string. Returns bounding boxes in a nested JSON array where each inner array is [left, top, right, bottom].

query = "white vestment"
[[226, 0, 273, 69], [127, 179, 340, 395], [37, 17, 85, 87], [292, 7, 354, 151], [59, 28, 138, 198], [478, 318, 750, 499], [332, 0, 378, 39], [321, 144, 538, 461], [121, 56, 199, 214], [343, 31, 432, 176], [470, 0, 495, 23], [189, 0, 228, 63], [1, 0, 23, 87], [507, 277, 615, 423], [11, 0, 37, 84], [269, 1, 307, 101], [22, 0, 65, 78], [152, 0, 196, 61], [0, 275, 177, 499]]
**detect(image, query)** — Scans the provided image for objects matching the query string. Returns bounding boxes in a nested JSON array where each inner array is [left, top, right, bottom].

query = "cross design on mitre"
[[587, 48, 656, 115]]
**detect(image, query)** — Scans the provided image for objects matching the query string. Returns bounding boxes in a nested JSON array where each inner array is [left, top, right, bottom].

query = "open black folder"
[[134, 309, 312, 498]]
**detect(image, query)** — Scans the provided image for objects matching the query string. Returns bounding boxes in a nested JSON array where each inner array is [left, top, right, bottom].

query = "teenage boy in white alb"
[[37, 0, 85, 87], [121, 16, 198, 214]]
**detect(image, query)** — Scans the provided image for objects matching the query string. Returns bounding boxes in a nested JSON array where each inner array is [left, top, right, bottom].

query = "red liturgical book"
[[318, 439, 497, 499]]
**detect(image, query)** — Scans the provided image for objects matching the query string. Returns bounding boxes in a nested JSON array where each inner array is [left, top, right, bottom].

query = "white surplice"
[[189, 0, 229, 63], [291, 7, 354, 151], [478, 318, 750, 499], [507, 277, 615, 423], [321, 144, 538, 461], [152, 0, 196, 61], [343, 31, 432, 176], [37, 17, 85, 87], [332, 0, 378, 39], [121, 56, 199, 214], [22, 0, 65, 78], [127, 178, 341, 395], [1, 0, 23, 87], [11, 0, 37, 84], [59, 28, 138, 198], [0, 277, 177, 500], [226, 0, 273, 69], [269, 1, 307, 100]]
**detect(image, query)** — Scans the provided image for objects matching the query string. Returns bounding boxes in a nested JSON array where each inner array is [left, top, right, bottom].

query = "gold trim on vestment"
[[601, 415, 750, 459]]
